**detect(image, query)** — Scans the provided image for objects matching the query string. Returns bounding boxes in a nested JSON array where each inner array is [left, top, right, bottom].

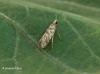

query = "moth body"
[[38, 19, 58, 48], [38, 12, 63, 48]]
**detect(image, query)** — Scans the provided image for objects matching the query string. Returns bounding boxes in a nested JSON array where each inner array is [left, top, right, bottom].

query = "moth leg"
[[51, 36, 54, 49], [57, 29, 61, 40]]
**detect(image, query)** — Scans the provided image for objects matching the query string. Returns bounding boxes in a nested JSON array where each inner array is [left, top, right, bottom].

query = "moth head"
[[53, 19, 58, 24], [53, 11, 63, 24]]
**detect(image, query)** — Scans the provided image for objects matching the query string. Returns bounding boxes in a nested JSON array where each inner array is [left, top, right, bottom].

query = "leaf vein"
[[63, 15, 100, 62]]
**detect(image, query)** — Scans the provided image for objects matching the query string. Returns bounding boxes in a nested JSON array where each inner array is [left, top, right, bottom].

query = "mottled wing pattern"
[[38, 24, 56, 48], [38, 12, 62, 48]]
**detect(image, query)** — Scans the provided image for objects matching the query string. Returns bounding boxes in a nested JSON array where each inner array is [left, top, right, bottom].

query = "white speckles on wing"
[[45, 33, 48, 37], [38, 21, 57, 48], [40, 36, 46, 48], [50, 25, 55, 28]]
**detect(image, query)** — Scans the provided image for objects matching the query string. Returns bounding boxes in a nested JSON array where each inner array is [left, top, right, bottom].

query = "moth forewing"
[[38, 19, 58, 48], [38, 12, 63, 48]]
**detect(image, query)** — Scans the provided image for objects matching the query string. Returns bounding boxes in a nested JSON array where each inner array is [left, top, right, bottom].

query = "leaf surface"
[[0, 0, 100, 74]]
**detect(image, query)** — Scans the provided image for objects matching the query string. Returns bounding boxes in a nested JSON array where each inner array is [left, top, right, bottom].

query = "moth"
[[38, 12, 63, 48]]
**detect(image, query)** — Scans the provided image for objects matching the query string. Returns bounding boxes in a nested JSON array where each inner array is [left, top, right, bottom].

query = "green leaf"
[[0, 0, 100, 74]]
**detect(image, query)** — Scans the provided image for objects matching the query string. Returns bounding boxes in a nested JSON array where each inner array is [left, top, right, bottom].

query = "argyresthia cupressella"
[[38, 12, 63, 48]]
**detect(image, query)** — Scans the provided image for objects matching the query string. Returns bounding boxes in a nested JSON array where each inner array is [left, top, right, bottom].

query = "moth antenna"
[[56, 13, 57, 19], [57, 11, 63, 19]]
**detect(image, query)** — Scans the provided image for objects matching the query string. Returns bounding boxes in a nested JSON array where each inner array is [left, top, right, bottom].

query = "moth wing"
[[38, 33, 51, 48]]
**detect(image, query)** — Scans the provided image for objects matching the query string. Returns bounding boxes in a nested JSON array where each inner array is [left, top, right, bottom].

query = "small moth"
[[38, 12, 63, 48]]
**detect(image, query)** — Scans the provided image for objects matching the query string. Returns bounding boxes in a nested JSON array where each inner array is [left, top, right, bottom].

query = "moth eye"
[[56, 22, 58, 24]]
